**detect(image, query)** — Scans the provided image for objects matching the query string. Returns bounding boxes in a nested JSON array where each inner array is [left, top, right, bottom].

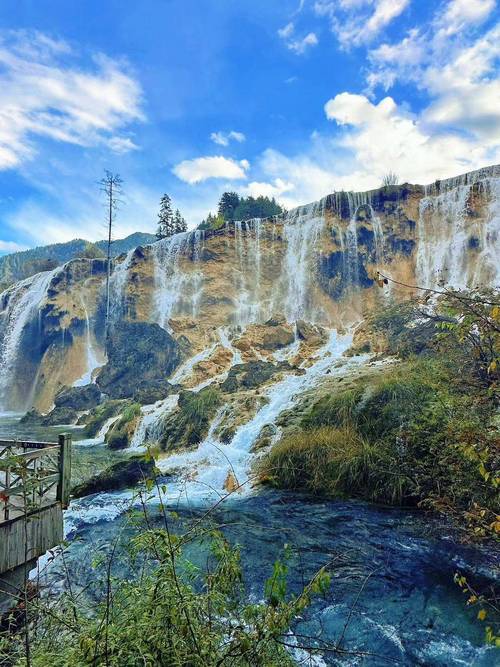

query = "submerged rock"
[[97, 322, 182, 399], [72, 455, 157, 498]]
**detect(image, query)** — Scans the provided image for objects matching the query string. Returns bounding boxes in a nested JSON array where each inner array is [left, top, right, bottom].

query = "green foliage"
[[261, 356, 500, 533], [161, 387, 221, 450], [200, 193, 283, 229], [106, 403, 141, 450], [82, 400, 125, 438], [3, 521, 330, 666], [156, 194, 187, 239], [80, 242, 105, 260]]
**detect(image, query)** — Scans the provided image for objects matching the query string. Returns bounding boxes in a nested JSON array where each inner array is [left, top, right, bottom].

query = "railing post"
[[57, 433, 72, 509]]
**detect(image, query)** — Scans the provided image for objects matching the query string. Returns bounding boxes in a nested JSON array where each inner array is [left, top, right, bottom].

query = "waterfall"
[[108, 248, 135, 326], [130, 394, 179, 450], [73, 298, 101, 387], [152, 231, 205, 330], [370, 207, 385, 265], [233, 219, 263, 326], [0, 268, 59, 410], [158, 331, 369, 501], [474, 177, 500, 287], [281, 201, 326, 322]]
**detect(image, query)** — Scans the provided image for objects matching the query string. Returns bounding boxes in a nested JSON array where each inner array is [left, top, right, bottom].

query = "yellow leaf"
[[478, 609, 487, 621]]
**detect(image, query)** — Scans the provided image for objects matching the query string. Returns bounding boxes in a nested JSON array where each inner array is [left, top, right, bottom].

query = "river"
[[1, 415, 497, 665]]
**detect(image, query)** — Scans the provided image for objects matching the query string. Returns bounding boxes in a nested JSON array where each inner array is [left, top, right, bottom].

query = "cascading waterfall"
[[152, 231, 205, 330], [0, 268, 59, 410], [158, 331, 369, 501], [73, 298, 101, 387], [280, 201, 326, 322], [233, 219, 263, 326], [130, 394, 179, 450], [473, 177, 500, 287], [108, 248, 135, 325], [416, 169, 500, 289]]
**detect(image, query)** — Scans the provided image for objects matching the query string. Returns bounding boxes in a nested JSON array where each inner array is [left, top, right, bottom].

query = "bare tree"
[[100, 171, 123, 340], [381, 171, 399, 187]]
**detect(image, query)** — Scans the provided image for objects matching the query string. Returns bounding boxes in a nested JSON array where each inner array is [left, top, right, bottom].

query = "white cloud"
[[435, 0, 495, 38], [324, 91, 499, 184], [242, 177, 295, 200], [278, 22, 319, 54], [314, 0, 409, 47], [210, 130, 246, 146], [0, 30, 144, 170], [173, 156, 249, 184]]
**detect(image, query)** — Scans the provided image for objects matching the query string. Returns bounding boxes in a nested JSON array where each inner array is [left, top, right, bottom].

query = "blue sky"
[[0, 0, 498, 251]]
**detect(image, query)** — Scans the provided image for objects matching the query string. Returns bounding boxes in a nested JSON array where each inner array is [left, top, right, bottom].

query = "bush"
[[262, 356, 499, 531], [161, 387, 221, 450], [261, 426, 405, 504], [106, 403, 141, 450]]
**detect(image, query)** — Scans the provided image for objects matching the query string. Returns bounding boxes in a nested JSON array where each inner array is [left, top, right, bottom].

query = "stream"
[[0, 414, 497, 665]]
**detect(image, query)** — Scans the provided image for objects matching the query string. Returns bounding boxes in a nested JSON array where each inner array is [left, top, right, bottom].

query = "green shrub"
[[82, 400, 125, 438], [161, 387, 221, 450], [107, 403, 141, 450]]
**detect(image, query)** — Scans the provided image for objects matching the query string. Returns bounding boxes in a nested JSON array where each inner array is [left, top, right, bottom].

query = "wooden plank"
[[0, 503, 63, 573]]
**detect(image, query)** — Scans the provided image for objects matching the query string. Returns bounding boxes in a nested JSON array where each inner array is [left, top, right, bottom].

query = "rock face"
[[72, 455, 157, 498], [97, 322, 182, 399], [0, 164, 499, 412]]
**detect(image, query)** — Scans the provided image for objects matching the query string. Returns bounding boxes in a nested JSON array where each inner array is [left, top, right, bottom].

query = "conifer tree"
[[173, 208, 188, 233], [156, 194, 174, 239]]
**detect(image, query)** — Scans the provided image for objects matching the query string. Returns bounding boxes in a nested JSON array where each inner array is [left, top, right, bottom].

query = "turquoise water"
[[2, 416, 498, 665]]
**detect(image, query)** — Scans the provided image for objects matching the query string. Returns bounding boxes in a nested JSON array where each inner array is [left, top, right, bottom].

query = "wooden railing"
[[0, 434, 71, 524]]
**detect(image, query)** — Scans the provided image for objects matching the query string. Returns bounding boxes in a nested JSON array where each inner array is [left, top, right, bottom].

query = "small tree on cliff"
[[157, 195, 188, 238], [173, 208, 187, 233], [156, 194, 174, 239]]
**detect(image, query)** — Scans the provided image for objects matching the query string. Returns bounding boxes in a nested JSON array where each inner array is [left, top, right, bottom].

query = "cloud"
[[210, 130, 246, 146], [173, 156, 250, 184], [0, 29, 144, 170], [314, 0, 409, 47], [278, 22, 319, 54], [242, 177, 295, 200], [366, 2, 500, 144], [324, 91, 499, 184], [435, 0, 496, 38]]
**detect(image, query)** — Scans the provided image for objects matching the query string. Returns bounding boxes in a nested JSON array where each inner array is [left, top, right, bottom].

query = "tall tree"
[[218, 192, 240, 221], [100, 170, 123, 340], [156, 194, 174, 239]]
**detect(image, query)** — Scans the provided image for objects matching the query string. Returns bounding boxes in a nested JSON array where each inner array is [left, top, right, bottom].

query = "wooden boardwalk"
[[0, 434, 71, 611]]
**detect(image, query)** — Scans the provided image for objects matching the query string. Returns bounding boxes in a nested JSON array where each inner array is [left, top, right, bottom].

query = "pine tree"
[[173, 209, 188, 234], [156, 194, 174, 239], [218, 192, 240, 221]]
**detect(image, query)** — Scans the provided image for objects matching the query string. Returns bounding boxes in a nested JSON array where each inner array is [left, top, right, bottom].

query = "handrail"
[[0, 434, 72, 523]]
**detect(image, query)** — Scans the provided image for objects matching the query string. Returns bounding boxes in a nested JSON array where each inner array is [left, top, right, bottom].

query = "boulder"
[[296, 320, 326, 346], [20, 406, 78, 426], [72, 455, 157, 498], [221, 361, 290, 394], [54, 384, 102, 411], [97, 322, 182, 399]]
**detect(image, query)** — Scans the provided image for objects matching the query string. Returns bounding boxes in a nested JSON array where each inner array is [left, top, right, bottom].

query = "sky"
[[0, 0, 498, 251]]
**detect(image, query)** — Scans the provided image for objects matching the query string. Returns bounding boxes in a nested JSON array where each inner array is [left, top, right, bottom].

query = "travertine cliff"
[[0, 164, 498, 412]]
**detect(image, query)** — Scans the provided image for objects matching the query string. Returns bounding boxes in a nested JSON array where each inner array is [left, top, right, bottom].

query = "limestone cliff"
[[0, 164, 498, 413]]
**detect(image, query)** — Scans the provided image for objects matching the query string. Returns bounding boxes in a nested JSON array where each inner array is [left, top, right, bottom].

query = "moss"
[[82, 400, 125, 438], [107, 403, 141, 450], [160, 387, 221, 451]]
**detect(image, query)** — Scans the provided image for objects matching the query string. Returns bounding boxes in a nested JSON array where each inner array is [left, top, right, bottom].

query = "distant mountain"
[[0, 232, 157, 289]]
